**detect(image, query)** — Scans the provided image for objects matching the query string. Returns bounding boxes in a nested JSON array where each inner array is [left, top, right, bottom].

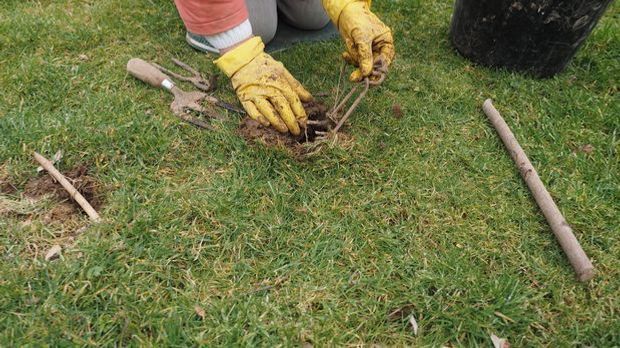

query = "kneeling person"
[[174, 0, 395, 135]]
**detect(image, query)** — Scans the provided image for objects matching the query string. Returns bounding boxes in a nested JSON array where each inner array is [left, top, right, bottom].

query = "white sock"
[[203, 19, 253, 50]]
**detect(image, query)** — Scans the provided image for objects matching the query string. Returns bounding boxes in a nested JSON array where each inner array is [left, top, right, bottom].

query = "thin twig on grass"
[[33, 152, 101, 223]]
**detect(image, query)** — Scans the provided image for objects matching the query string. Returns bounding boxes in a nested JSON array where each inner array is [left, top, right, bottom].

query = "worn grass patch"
[[1, 0, 618, 346]]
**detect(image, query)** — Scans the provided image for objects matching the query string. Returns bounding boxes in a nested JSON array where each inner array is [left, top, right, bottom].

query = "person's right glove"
[[215, 37, 313, 136], [323, 0, 395, 82]]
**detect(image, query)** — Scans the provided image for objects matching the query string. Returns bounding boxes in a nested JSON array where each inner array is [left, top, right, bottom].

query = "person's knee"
[[247, 0, 278, 44], [251, 20, 277, 44], [278, 0, 330, 30], [291, 13, 330, 30]]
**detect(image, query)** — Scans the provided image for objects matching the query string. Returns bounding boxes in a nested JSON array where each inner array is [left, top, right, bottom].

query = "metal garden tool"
[[127, 58, 224, 129], [152, 58, 216, 92], [152, 58, 245, 115]]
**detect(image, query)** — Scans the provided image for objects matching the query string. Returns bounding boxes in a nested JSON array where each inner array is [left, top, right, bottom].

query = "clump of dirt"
[[239, 118, 300, 149], [0, 178, 17, 195], [237, 101, 333, 156], [23, 164, 103, 222], [392, 103, 403, 119], [301, 101, 331, 142]]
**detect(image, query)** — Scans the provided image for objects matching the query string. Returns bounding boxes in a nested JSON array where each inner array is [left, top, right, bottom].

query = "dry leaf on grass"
[[494, 311, 515, 323], [194, 305, 205, 319], [408, 314, 419, 335], [45, 245, 62, 261], [490, 333, 510, 348], [578, 144, 594, 154]]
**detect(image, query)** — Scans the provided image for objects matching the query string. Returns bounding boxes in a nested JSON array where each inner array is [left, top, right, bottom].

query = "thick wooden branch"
[[483, 99, 594, 282]]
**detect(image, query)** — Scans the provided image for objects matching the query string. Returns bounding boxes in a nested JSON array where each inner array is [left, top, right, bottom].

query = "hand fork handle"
[[127, 58, 175, 91]]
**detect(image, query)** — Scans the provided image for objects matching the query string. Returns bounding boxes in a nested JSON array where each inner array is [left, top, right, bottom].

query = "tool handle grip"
[[127, 58, 174, 89]]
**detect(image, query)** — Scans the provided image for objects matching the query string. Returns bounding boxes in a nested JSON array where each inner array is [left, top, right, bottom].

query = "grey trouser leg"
[[277, 0, 330, 30], [246, 0, 278, 44], [246, 0, 330, 44]]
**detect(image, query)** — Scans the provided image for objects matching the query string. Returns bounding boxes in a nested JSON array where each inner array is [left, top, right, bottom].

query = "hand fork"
[[127, 58, 224, 129], [153, 58, 246, 115], [152, 58, 216, 92]]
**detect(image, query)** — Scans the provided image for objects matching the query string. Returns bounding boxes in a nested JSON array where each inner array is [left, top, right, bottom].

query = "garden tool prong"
[[153, 59, 246, 115], [152, 58, 217, 92], [127, 58, 226, 129]]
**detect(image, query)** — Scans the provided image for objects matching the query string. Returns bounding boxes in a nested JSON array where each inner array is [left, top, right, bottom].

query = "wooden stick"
[[33, 152, 101, 223], [482, 99, 594, 282]]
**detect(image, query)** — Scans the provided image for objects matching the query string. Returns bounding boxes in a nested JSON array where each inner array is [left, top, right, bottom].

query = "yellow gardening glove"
[[214, 37, 313, 136], [323, 0, 395, 82]]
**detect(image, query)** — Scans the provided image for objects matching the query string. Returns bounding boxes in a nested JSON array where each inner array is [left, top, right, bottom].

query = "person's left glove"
[[215, 37, 313, 135]]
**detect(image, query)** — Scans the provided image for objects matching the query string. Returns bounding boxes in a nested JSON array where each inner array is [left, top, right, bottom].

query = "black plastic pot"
[[450, 0, 613, 78]]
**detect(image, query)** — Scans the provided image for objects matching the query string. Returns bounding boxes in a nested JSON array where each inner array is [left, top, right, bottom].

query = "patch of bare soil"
[[392, 103, 403, 119], [237, 101, 333, 156], [19, 164, 103, 223], [1, 164, 104, 259]]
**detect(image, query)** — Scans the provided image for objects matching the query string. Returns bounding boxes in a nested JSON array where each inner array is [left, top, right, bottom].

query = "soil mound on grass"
[[22, 164, 103, 222], [237, 101, 332, 155]]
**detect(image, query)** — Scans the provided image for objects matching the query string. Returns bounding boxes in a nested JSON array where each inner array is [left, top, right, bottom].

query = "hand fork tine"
[[154, 58, 246, 115], [153, 59, 216, 92], [172, 58, 200, 77]]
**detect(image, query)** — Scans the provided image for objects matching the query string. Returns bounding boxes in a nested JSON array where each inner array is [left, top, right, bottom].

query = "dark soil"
[[237, 101, 332, 155], [301, 101, 331, 142], [23, 164, 103, 221]]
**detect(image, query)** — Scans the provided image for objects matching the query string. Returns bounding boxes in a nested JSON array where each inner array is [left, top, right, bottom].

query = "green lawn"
[[1, 0, 618, 346]]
